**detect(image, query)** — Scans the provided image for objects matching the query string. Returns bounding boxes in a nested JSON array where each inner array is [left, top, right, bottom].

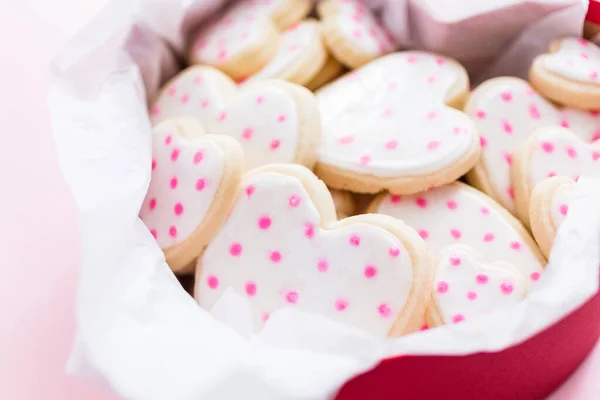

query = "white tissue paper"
[[48, 0, 600, 399]]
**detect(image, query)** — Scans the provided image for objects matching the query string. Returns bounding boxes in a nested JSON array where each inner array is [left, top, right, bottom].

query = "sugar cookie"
[[329, 188, 356, 219], [305, 54, 345, 91], [427, 245, 528, 327], [369, 182, 545, 284], [150, 66, 321, 170], [530, 37, 600, 110], [317, 0, 396, 69], [195, 164, 433, 336], [465, 77, 600, 214], [529, 177, 576, 259], [315, 52, 479, 194], [140, 119, 244, 273], [188, 0, 312, 79]]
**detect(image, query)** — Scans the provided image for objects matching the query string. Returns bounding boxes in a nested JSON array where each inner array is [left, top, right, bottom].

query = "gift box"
[[49, 0, 600, 399]]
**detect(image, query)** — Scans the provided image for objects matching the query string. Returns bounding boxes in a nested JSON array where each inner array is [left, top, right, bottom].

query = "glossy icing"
[[549, 184, 575, 229], [543, 38, 600, 83]]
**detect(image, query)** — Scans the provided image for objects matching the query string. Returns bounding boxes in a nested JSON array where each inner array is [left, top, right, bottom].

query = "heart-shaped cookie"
[[241, 19, 327, 86], [530, 37, 600, 110], [427, 245, 528, 327], [317, 0, 396, 69], [512, 126, 600, 228], [369, 182, 545, 284], [195, 164, 432, 336], [465, 77, 600, 214], [529, 177, 576, 259], [150, 66, 321, 170], [140, 119, 244, 273], [315, 52, 480, 195], [188, 0, 312, 79]]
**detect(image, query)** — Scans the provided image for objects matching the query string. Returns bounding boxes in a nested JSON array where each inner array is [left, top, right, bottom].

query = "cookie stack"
[[141, 0, 600, 337]]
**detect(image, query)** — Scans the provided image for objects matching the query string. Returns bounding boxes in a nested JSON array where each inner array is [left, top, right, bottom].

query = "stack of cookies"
[[141, 0, 600, 337]]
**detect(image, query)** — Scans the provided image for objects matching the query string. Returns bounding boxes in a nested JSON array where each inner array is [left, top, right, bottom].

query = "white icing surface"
[[190, 0, 291, 64], [375, 183, 544, 282], [434, 246, 527, 324], [243, 20, 320, 83], [151, 67, 299, 170], [550, 184, 576, 230], [467, 78, 600, 212], [316, 52, 476, 177], [543, 37, 600, 83], [330, 0, 395, 56], [528, 129, 600, 193], [140, 121, 224, 248], [198, 172, 414, 335]]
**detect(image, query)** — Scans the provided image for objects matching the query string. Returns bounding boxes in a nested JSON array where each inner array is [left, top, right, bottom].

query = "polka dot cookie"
[[511, 126, 600, 229], [241, 19, 327, 86], [188, 0, 312, 79], [465, 77, 600, 214], [150, 66, 321, 171], [369, 182, 546, 284], [529, 177, 576, 259], [140, 119, 244, 273], [329, 188, 356, 219], [315, 52, 480, 195], [530, 38, 600, 110], [195, 164, 433, 336], [427, 245, 528, 327], [317, 0, 396, 69]]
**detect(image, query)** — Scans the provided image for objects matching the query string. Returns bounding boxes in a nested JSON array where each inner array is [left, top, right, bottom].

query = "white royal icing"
[[151, 67, 300, 170], [243, 20, 320, 83], [375, 183, 544, 282], [433, 245, 527, 324], [316, 52, 476, 177], [328, 0, 395, 56], [140, 121, 224, 248], [549, 184, 576, 230], [467, 78, 600, 212], [191, 0, 291, 64], [198, 172, 415, 335], [543, 38, 600, 83]]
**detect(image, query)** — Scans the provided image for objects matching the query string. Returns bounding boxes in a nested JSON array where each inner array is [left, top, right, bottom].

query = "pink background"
[[0, 0, 599, 398]]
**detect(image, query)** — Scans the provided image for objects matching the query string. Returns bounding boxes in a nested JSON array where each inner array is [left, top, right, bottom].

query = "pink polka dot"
[[475, 110, 486, 119], [467, 291, 478, 300], [560, 120, 570, 128], [531, 272, 541, 281], [256, 96, 264, 104], [449, 255, 461, 266], [591, 71, 599, 80], [406, 55, 418, 63], [246, 185, 255, 197], [151, 159, 156, 170], [559, 204, 569, 216], [378, 304, 392, 318], [415, 197, 428, 208], [352, 29, 361, 38], [426, 75, 437, 84], [450, 229, 462, 239], [304, 223, 315, 239], [242, 127, 253, 140], [277, 114, 287, 123], [547, 171, 557, 178], [502, 120, 513, 134], [500, 281, 514, 294], [574, 175, 580, 182], [447, 200, 458, 210], [437, 281, 448, 294], [218, 111, 227, 122], [335, 298, 349, 311], [149, 198, 157, 210], [480, 206, 490, 215], [385, 139, 398, 149], [476, 273, 489, 284], [262, 312, 270, 322], [592, 132, 600, 142], [165, 135, 172, 145], [338, 135, 354, 144], [480, 136, 487, 147], [151, 106, 160, 116], [426, 140, 440, 150], [529, 103, 541, 120], [285, 291, 298, 304], [389, 247, 400, 257], [390, 195, 402, 204], [258, 215, 272, 230], [174, 203, 183, 216], [201, 99, 210, 109], [566, 147, 578, 159], [349, 234, 361, 246], [541, 141, 555, 153], [193, 151, 203, 164], [270, 139, 281, 150], [167, 86, 177, 96], [289, 194, 301, 207], [510, 241, 521, 250], [592, 151, 600, 161], [364, 265, 377, 278], [418, 230, 429, 240], [196, 178, 206, 191], [150, 229, 157, 239], [359, 155, 371, 165], [420, 324, 429, 331], [452, 314, 465, 324], [270, 251, 282, 263], [426, 111, 437, 120], [169, 226, 177, 238], [217, 50, 227, 61], [501, 91, 513, 102], [207, 275, 219, 289], [245, 282, 257, 296], [507, 186, 515, 199], [170, 177, 178, 189], [503, 152, 512, 165], [230, 243, 242, 256], [180, 93, 190, 104], [317, 259, 328, 272], [483, 232, 495, 242]]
